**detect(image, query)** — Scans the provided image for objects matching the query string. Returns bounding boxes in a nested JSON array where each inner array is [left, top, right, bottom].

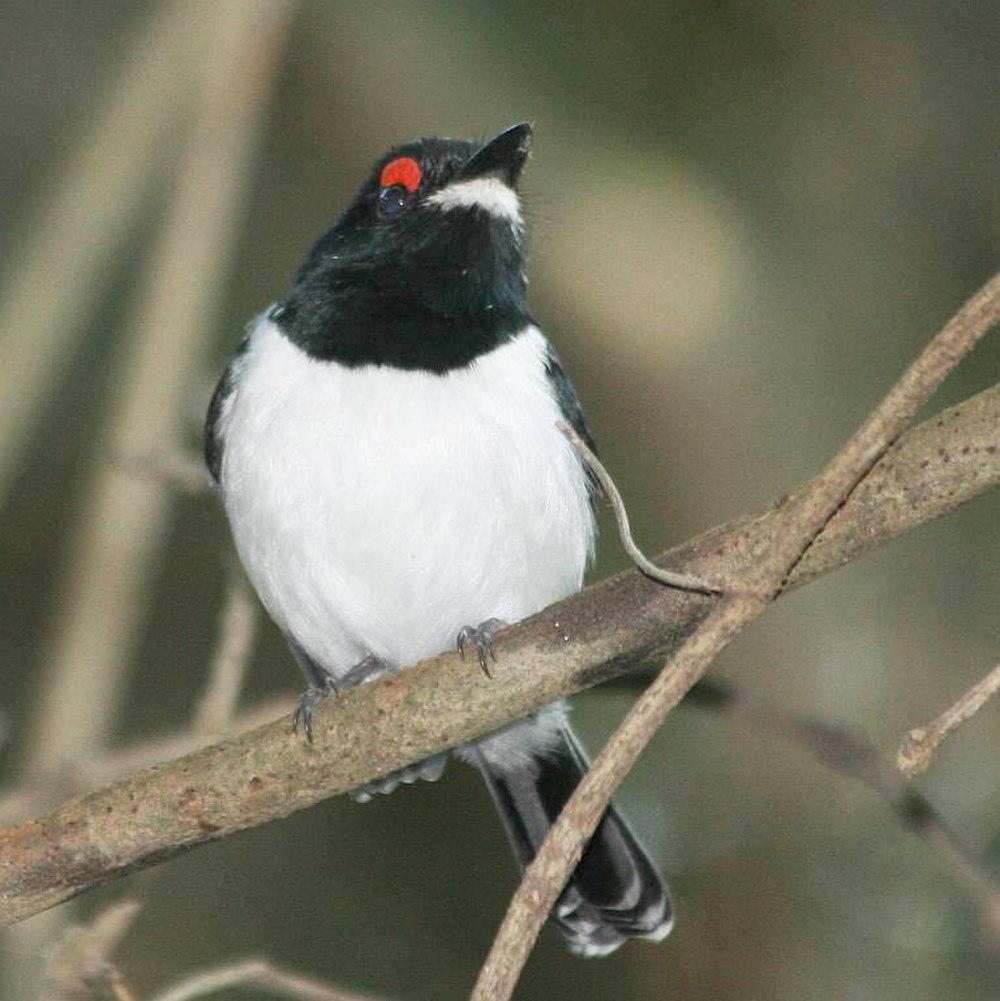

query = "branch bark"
[[0, 372, 995, 928], [0, 698, 292, 828]]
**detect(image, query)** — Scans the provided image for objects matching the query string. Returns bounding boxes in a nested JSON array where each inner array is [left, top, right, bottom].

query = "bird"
[[204, 122, 672, 956]]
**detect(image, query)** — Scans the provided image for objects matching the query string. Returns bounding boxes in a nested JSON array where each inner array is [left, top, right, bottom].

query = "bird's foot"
[[292, 679, 336, 744], [457, 618, 507, 678], [292, 653, 388, 743]]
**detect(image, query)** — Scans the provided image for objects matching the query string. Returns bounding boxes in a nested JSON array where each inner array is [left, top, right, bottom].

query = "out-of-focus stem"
[[23, 0, 293, 776], [4, 4, 293, 998], [151, 959, 382, 1001], [0, 0, 203, 499], [192, 569, 259, 738]]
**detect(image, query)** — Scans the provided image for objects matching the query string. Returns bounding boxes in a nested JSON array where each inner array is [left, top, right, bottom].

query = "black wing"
[[204, 339, 248, 485], [544, 343, 601, 499]]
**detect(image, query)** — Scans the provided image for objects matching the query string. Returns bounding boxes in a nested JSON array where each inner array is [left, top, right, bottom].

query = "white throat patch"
[[427, 177, 522, 224]]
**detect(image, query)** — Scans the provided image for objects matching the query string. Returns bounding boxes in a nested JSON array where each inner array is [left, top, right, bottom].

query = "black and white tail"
[[474, 722, 673, 957]]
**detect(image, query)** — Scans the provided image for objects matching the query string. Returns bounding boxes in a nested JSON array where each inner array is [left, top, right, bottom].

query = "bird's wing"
[[543, 342, 601, 500], [203, 338, 249, 485]]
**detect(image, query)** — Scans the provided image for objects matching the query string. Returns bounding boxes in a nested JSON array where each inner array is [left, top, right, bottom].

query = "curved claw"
[[457, 618, 506, 678], [292, 684, 334, 743], [292, 653, 385, 744]]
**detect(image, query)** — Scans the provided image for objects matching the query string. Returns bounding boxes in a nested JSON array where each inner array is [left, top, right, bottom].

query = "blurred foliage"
[[0, 2, 996, 999]]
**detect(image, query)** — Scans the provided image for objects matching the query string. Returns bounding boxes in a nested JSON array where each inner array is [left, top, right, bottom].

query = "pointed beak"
[[458, 122, 533, 186]]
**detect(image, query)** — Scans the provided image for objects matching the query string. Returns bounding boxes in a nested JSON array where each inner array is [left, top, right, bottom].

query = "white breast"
[[218, 316, 594, 678]]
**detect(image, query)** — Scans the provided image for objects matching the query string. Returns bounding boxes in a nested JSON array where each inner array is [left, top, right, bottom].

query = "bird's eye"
[[377, 156, 421, 217], [378, 184, 409, 216]]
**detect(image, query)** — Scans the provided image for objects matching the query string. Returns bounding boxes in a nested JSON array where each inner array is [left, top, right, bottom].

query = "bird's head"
[[278, 123, 535, 372]]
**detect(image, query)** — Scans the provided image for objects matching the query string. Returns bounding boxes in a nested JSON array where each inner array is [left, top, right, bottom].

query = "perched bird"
[[205, 123, 672, 956]]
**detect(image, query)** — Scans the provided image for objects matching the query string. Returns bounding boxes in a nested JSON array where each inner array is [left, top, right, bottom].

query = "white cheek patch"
[[427, 177, 522, 224]]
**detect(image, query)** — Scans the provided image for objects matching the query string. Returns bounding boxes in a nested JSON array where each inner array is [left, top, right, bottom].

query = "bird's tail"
[[473, 721, 673, 957]]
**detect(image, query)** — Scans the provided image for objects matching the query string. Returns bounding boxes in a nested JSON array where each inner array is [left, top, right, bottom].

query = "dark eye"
[[378, 184, 409, 216]]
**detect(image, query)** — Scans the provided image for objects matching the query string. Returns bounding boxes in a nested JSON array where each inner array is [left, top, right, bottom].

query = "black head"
[[275, 123, 534, 372]]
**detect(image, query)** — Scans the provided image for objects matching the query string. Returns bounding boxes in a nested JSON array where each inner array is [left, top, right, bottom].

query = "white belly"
[[218, 317, 594, 678]]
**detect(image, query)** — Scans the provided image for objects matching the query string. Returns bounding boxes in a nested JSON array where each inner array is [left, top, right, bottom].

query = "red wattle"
[[379, 156, 422, 193]]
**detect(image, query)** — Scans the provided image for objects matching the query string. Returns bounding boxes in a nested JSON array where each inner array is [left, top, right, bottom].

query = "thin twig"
[[106, 969, 139, 1001], [151, 959, 383, 1001], [0, 378, 996, 928], [192, 569, 259, 738], [471, 274, 1000, 999], [898, 662, 1000, 777], [557, 422, 721, 594]]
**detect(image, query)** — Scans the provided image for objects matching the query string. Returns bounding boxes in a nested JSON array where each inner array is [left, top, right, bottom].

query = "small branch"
[[557, 422, 721, 595], [898, 662, 1000, 777], [42, 901, 141, 1001], [471, 274, 1000, 998], [0, 379, 996, 928], [150, 959, 383, 1001], [192, 569, 259, 738]]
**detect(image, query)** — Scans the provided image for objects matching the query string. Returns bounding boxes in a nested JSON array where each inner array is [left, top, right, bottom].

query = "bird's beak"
[[458, 122, 533, 186]]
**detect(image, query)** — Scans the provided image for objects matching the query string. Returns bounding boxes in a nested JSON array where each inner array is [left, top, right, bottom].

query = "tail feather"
[[474, 722, 672, 957]]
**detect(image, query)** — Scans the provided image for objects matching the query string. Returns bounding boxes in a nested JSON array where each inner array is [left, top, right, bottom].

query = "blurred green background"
[[0, 2, 997, 999]]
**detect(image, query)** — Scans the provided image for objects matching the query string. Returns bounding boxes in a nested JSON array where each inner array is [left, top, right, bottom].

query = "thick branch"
[[0, 381, 996, 928]]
